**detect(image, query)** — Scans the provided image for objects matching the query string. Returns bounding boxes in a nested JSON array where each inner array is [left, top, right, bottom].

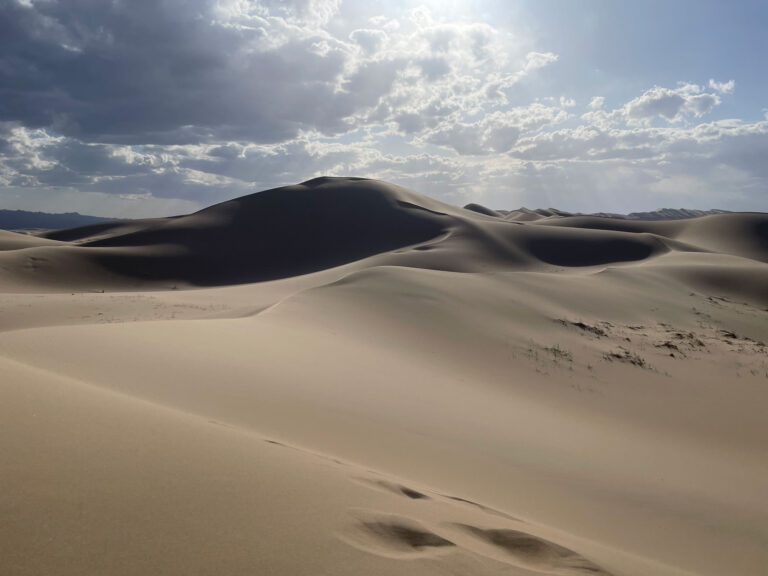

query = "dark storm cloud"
[[0, 0, 385, 144]]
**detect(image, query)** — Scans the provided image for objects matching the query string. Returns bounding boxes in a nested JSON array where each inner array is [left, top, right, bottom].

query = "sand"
[[1, 177, 767, 576]]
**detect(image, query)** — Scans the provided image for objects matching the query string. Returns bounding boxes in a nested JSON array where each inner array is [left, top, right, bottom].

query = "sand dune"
[[8, 176, 762, 289], [1, 177, 767, 576]]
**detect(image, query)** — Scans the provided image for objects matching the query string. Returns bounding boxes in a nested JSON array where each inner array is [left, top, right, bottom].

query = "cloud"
[[580, 81, 731, 131], [349, 28, 387, 54], [589, 96, 605, 110], [257, 0, 343, 27], [623, 83, 721, 123], [525, 51, 558, 71], [708, 78, 735, 94], [421, 104, 570, 155]]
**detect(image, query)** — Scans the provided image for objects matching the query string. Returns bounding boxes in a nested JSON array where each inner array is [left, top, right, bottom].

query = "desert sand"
[[1, 177, 767, 576]]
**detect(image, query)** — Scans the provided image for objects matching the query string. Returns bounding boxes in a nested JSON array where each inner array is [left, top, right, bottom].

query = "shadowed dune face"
[[516, 230, 668, 267], [463, 203, 503, 218], [55, 178, 451, 285], [537, 213, 768, 263], [41, 219, 171, 243], [677, 213, 768, 262]]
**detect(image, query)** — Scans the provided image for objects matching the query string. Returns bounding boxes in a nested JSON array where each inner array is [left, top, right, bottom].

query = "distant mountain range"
[[0, 210, 121, 231], [591, 208, 732, 220], [468, 205, 732, 221]]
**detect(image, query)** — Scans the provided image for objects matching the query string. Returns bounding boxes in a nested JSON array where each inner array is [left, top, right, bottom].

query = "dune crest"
[[2, 177, 763, 292]]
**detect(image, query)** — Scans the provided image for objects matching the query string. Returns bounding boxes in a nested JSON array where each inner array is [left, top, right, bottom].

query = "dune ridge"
[[0, 177, 763, 293], [1, 177, 767, 576]]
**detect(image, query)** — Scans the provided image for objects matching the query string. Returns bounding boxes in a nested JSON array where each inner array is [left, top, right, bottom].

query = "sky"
[[0, 0, 766, 218]]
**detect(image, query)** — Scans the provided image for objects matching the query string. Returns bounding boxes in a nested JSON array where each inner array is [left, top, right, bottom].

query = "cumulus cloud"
[[257, 0, 343, 27], [525, 51, 558, 71], [580, 81, 729, 131], [623, 83, 721, 123], [421, 104, 570, 155], [589, 96, 605, 110], [349, 28, 387, 54], [708, 78, 735, 94]]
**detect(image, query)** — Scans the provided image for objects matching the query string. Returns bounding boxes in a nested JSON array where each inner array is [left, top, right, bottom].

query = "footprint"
[[340, 510, 454, 559], [397, 485, 429, 499], [441, 494, 521, 522], [355, 477, 430, 500], [456, 525, 612, 575]]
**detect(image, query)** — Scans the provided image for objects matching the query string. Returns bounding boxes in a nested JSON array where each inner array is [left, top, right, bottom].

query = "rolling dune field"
[[2, 178, 767, 576]]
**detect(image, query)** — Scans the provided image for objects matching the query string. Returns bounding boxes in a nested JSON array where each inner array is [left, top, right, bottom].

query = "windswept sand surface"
[[2, 178, 767, 576]]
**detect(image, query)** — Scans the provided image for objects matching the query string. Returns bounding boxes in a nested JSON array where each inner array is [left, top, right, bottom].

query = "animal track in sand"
[[455, 524, 612, 575], [340, 510, 454, 558]]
